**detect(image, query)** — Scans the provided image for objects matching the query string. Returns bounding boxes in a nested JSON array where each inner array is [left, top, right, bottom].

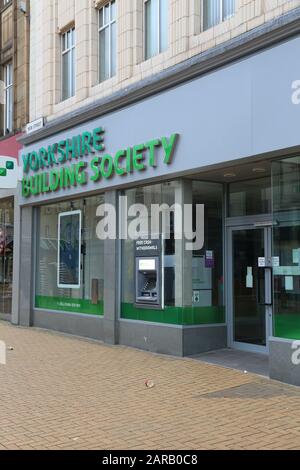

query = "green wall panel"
[[274, 314, 300, 340], [35, 298, 225, 324], [35, 296, 104, 316], [121, 303, 225, 325]]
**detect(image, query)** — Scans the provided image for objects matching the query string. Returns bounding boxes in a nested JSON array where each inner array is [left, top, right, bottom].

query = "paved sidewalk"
[[0, 321, 299, 450]]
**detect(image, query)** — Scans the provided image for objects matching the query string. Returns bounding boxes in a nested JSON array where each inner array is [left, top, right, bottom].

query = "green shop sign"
[[22, 128, 179, 198]]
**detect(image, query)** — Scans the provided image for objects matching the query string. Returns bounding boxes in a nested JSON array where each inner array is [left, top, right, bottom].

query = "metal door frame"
[[226, 217, 273, 354]]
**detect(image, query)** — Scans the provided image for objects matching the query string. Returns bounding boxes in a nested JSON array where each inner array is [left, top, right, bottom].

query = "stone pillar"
[[103, 190, 119, 345], [75, 0, 90, 101], [174, 180, 193, 308], [170, 0, 190, 57]]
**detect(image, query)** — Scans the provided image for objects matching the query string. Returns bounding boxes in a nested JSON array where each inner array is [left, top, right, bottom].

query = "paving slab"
[[0, 321, 299, 450]]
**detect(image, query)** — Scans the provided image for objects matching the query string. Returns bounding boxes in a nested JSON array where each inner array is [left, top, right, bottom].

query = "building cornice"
[[20, 6, 300, 146]]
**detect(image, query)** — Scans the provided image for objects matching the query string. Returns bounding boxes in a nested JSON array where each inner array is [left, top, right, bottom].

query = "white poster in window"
[[57, 210, 81, 289], [285, 276, 294, 291], [246, 267, 253, 289], [258, 257, 266, 268], [292, 249, 300, 264]]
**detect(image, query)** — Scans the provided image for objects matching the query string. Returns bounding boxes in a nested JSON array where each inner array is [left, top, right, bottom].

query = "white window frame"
[[98, 1, 117, 83], [3, 62, 13, 135], [61, 27, 76, 101], [144, 0, 168, 61], [202, 0, 235, 31]]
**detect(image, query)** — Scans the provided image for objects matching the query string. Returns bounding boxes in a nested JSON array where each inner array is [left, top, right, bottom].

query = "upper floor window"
[[99, 1, 116, 82], [145, 0, 168, 60], [62, 27, 75, 101], [4, 62, 13, 135], [203, 0, 235, 31]]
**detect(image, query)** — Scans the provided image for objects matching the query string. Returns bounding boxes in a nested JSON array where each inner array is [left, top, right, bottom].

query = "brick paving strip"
[[0, 321, 299, 450]]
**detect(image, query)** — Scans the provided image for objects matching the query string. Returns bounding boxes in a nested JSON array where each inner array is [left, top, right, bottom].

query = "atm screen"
[[139, 259, 156, 271], [136, 256, 160, 306]]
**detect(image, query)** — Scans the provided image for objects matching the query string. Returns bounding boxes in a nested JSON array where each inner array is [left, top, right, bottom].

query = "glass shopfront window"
[[121, 181, 180, 324], [229, 177, 271, 217], [189, 181, 224, 324], [35, 195, 104, 316], [0, 197, 14, 315], [272, 156, 300, 340], [121, 180, 224, 325]]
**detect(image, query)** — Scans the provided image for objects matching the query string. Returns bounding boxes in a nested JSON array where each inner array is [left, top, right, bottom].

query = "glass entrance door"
[[231, 226, 272, 352]]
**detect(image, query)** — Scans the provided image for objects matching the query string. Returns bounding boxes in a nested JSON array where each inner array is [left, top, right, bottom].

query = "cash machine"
[[135, 238, 161, 308]]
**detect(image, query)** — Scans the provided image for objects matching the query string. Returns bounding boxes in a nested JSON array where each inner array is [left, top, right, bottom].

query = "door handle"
[[258, 266, 273, 306]]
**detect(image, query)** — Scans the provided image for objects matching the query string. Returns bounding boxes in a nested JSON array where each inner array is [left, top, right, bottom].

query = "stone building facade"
[[0, 0, 29, 136], [14, 1, 300, 386], [29, 0, 300, 123]]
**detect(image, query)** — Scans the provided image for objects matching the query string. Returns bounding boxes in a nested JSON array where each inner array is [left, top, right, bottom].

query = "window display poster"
[[205, 250, 214, 268], [292, 248, 300, 265], [58, 210, 81, 289], [285, 276, 294, 291], [246, 267, 253, 289]]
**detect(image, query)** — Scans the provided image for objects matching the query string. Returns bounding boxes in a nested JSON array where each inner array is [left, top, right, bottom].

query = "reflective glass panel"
[[229, 177, 271, 217]]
